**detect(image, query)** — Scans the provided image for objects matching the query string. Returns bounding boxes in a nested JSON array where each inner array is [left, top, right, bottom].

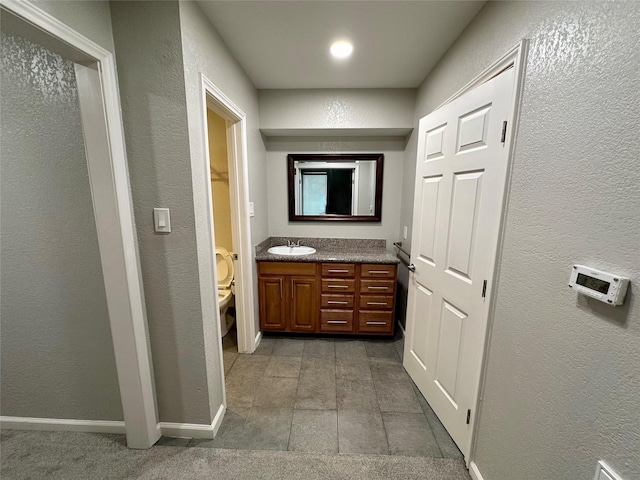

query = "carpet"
[[0, 430, 471, 479]]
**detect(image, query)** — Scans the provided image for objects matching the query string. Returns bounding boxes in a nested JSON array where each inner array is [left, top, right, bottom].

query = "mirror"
[[288, 154, 383, 222]]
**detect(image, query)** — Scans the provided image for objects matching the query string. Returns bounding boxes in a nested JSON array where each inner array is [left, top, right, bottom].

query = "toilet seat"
[[216, 247, 234, 289]]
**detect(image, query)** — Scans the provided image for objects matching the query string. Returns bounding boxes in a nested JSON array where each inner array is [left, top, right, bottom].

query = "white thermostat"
[[569, 265, 629, 306]]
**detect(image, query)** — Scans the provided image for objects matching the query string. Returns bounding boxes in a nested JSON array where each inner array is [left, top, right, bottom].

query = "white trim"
[[254, 330, 263, 349], [158, 403, 225, 439], [1, 405, 226, 440], [198, 74, 256, 358], [1, 0, 159, 449], [0, 417, 126, 435], [436, 41, 526, 110], [463, 40, 529, 467], [469, 461, 485, 480]]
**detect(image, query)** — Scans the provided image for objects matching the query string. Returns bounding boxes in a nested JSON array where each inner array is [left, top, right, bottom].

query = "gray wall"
[[400, 2, 640, 479], [259, 89, 415, 135], [0, 31, 122, 421], [265, 137, 405, 249], [31, 0, 115, 53], [179, 0, 270, 348], [110, 1, 213, 425]]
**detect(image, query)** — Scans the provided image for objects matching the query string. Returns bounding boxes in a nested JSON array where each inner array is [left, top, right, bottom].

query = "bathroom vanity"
[[256, 238, 399, 336]]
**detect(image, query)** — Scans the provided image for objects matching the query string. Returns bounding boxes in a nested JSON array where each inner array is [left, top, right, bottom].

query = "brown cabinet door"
[[290, 276, 318, 332], [259, 276, 286, 330]]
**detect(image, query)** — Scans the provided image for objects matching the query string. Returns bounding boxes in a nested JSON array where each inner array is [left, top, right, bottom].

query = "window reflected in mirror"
[[288, 154, 383, 222]]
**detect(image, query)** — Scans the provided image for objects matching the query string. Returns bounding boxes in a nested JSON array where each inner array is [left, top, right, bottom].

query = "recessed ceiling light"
[[330, 41, 353, 59]]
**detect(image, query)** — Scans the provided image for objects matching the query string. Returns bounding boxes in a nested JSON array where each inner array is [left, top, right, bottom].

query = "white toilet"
[[216, 246, 235, 337]]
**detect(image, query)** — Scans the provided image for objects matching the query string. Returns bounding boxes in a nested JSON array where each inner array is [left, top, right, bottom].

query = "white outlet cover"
[[595, 461, 624, 480], [403, 226, 408, 240], [249, 202, 255, 217]]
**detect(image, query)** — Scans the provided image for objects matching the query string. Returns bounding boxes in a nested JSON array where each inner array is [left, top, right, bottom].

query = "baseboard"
[[159, 403, 226, 439], [397, 321, 406, 337], [469, 461, 485, 480], [0, 416, 126, 434], [211, 403, 226, 437], [254, 330, 263, 351]]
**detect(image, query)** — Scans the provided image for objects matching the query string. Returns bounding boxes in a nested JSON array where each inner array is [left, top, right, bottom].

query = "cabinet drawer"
[[360, 279, 395, 294], [358, 311, 394, 334], [259, 261, 317, 276], [359, 295, 394, 310], [320, 310, 354, 332], [322, 278, 356, 293], [321, 294, 355, 308], [321, 263, 355, 278], [361, 264, 396, 278]]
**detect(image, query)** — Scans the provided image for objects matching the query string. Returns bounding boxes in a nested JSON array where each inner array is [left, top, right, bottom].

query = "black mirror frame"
[[287, 153, 384, 222]]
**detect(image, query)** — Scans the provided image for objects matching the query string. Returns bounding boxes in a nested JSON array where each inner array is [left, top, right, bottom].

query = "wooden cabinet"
[[320, 263, 356, 334], [258, 260, 397, 336], [358, 264, 396, 335], [258, 262, 318, 333]]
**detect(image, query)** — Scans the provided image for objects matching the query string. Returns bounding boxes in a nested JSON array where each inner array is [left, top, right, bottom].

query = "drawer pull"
[[327, 320, 348, 324], [366, 321, 387, 326], [328, 269, 350, 273], [328, 285, 348, 289], [368, 286, 388, 290], [367, 302, 387, 306], [368, 270, 390, 274], [328, 301, 348, 305]]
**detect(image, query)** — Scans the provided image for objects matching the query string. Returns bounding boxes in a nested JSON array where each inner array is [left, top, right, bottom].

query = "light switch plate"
[[594, 461, 624, 480], [249, 202, 255, 217], [403, 226, 408, 240], [153, 208, 171, 233]]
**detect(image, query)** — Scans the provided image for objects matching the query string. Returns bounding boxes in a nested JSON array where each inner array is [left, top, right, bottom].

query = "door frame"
[[410, 40, 528, 467], [198, 74, 256, 364], [0, 0, 160, 448]]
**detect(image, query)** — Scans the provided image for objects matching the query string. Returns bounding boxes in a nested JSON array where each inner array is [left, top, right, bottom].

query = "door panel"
[[290, 277, 318, 332], [259, 276, 286, 330], [417, 176, 442, 266], [404, 68, 515, 458], [445, 170, 484, 281]]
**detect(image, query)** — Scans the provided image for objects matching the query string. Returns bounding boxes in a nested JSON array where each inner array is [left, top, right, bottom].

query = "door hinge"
[[466, 409, 471, 425], [481, 280, 487, 298], [500, 121, 508, 143]]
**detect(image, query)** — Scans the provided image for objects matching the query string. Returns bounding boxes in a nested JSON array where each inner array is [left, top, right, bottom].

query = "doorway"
[[403, 42, 526, 463], [199, 76, 256, 364], [0, 2, 158, 448]]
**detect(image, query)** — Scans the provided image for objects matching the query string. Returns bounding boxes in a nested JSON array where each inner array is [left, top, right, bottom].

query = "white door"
[[403, 68, 515, 457]]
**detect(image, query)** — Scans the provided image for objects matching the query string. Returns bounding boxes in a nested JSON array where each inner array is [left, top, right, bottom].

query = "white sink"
[[268, 245, 316, 256]]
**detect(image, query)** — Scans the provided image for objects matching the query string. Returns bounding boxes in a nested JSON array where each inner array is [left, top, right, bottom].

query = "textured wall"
[[208, 109, 234, 253], [110, 1, 213, 425], [258, 89, 415, 134], [0, 32, 122, 421], [401, 2, 640, 479], [265, 137, 405, 249], [179, 0, 270, 353], [30, 0, 115, 53]]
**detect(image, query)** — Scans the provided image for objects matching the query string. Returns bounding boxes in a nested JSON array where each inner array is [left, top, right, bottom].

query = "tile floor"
[[186, 328, 463, 458]]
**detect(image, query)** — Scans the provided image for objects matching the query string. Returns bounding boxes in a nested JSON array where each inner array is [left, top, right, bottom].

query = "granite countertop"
[[255, 237, 399, 264]]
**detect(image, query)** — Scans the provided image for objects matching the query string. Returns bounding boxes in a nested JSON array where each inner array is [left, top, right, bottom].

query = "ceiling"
[[197, 1, 485, 90]]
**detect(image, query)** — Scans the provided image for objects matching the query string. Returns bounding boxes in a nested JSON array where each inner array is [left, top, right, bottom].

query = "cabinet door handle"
[[328, 301, 348, 305], [328, 285, 348, 289], [367, 302, 387, 306], [367, 286, 388, 290], [279, 278, 283, 298], [366, 321, 387, 325], [368, 270, 389, 275], [291, 279, 294, 298], [327, 320, 347, 324], [328, 269, 349, 273]]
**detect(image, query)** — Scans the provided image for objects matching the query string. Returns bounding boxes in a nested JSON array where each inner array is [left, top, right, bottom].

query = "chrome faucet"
[[287, 239, 301, 247]]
